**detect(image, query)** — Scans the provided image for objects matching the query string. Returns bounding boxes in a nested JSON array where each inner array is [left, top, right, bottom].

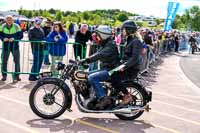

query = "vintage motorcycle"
[[29, 59, 152, 120]]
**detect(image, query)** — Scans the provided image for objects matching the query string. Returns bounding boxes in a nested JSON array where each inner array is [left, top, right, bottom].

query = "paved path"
[[180, 53, 200, 88]]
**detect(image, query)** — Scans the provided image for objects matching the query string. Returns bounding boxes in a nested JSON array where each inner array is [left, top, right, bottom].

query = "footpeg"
[[67, 108, 73, 112], [144, 105, 151, 112]]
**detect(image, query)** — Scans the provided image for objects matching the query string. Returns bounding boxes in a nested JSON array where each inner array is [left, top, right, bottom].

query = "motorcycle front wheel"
[[29, 78, 72, 119]]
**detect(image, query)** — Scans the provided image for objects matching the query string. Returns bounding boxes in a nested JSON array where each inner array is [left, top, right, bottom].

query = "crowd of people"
[[0, 15, 199, 84]]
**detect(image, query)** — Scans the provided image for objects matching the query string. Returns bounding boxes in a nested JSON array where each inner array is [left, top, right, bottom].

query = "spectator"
[[114, 27, 122, 52], [68, 22, 75, 38], [195, 32, 200, 44], [111, 27, 115, 40], [174, 33, 180, 52], [28, 17, 45, 81], [144, 29, 154, 65], [46, 22, 68, 76], [74, 24, 92, 59], [0, 15, 23, 82], [20, 21, 26, 32], [42, 20, 52, 65]]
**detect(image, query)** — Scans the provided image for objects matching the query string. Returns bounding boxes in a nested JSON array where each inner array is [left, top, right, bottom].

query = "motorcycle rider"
[[189, 33, 199, 53], [111, 20, 143, 105], [79, 25, 120, 110]]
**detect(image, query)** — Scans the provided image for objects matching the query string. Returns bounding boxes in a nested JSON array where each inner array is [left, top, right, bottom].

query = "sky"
[[0, 0, 200, 18]]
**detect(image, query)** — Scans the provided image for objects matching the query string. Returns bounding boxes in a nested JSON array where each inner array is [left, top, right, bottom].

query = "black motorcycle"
[[29, 60, 152, 120]]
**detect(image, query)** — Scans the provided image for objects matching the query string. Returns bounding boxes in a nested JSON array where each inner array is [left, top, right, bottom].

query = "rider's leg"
[[88, 70, 113, 109], [88, 69, 109, 98]]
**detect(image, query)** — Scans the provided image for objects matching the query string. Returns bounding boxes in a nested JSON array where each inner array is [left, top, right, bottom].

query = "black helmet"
[[121, 20, 137, 35]]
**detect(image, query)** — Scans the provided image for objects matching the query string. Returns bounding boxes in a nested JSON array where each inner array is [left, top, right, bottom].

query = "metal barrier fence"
[[0, 39, 167, 80], [0, 40, 84, 79]]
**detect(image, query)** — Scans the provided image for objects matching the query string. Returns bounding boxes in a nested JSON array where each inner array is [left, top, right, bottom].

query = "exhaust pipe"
[[75, 95, 150, 114]]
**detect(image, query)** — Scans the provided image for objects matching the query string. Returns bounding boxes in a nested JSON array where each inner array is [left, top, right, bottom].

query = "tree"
[[172, 6, 200, 31], [55, 10, 62, 21], [33, 11, 39, 17], [82, 12, 90, 20], [155, 19, 161, 25], [27, 11, 33, 18], [42, 11, 51, 18], [117, 13, 128, 22], [49, 8, 56, 14], [136, 22, 143, 27]]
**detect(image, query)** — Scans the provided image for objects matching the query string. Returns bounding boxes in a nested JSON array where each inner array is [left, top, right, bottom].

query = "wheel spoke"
[[51, 85, 60, 96], [133, 92, 139, 97], [42, 86, 47, 94], [131, 90, 137, 95], [54, 101, 63, 108]]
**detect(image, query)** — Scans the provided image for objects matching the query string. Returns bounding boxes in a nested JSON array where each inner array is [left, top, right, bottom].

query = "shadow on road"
[[27, 119, 74, 132], [0, 81, 16, 90], [21, 81, 37, 90], [26, 117, 154, 133]]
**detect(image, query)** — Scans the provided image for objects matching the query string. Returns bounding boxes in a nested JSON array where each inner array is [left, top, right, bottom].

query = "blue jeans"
[[88, 69, 110, 98], [44, 45, 50, 64], [89, 62, 98, 71], [29, 51, 44, 79], [44, 54, 50, 64]]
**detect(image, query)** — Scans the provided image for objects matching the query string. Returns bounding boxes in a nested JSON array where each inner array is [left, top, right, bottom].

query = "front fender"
[[37, 77, 72, 108], [38, 77, 69, 91]]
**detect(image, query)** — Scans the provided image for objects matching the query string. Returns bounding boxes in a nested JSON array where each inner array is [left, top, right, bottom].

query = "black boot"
[[14, 75, 21, 81], [1, 76, 7, 81], [83, 97, 97, 109], [96, 96, 114, 110]]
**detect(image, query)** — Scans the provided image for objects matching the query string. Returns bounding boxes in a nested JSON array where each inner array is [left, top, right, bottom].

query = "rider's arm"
[[86, 44, 114, 63]]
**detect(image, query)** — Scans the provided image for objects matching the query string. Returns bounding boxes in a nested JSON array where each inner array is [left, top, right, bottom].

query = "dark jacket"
[[0, 23, 23, 50], [189, 36, 198, 45], [28, 27, 45, 52], [69, 23, 75, 35], [75, 30, 92, 47], [86, 38, 120, 70], [46, 31, 68, 56], [43, 26, 52, 37], [123, 35, 143, 71], [144, 32, 153, 45]]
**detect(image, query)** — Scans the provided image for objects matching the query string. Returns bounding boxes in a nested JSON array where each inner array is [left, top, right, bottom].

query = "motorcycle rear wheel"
[[115, 82, 147, 120]]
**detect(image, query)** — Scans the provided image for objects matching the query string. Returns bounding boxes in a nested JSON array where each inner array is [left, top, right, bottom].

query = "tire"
[[115, 82, 147, 121], [29, 78, 72, 119]]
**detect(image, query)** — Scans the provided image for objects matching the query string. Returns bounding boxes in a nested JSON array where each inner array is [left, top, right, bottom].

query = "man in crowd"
[[28, 18, 45, 81], [174, 32, 180, 52], [68, 22, 75, 38], [42, 19, 52, 65], [74, 24, 92, 59], [0, 15, 23, 82]]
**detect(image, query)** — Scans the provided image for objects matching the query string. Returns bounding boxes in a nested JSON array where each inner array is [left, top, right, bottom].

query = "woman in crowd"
[[46, 22, 68, 75]]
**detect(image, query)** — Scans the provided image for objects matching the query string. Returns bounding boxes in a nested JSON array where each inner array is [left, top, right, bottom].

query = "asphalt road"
[[180, 53, 200, 88]]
